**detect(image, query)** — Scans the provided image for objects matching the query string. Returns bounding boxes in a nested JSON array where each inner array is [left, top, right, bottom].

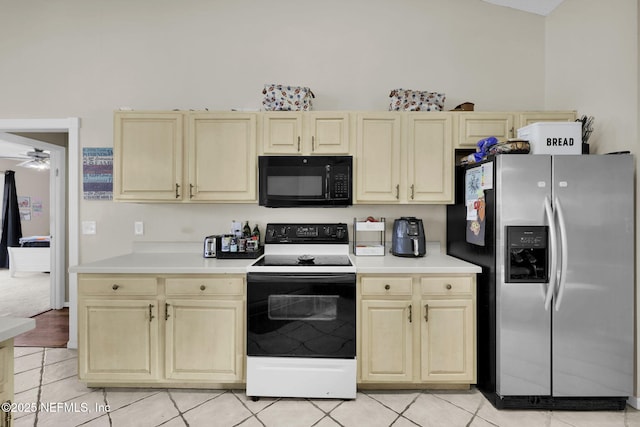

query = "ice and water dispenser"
[[505, 226, 548, 283]]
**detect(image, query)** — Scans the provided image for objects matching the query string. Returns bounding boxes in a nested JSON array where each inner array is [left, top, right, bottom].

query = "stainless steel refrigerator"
[[447, 154, 634, 410]]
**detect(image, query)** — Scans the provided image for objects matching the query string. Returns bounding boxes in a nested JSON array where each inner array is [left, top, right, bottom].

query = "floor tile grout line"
[[33, 348, 45, 426], [308, 398, 346, 427], [166, 389, 191, 426], [230, 391, 268, 427]]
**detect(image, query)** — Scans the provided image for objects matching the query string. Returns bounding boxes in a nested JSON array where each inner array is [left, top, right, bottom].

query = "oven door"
[[247, 272, 356, 358]]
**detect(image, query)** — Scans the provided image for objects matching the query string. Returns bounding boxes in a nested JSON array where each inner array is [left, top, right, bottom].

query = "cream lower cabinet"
[[0, 339, 13, 427], [78, 274, 245, 386], [359, 274, 476, 386], [164, 277, 244, 382]]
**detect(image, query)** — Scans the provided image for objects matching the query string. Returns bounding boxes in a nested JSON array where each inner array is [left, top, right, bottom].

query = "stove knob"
[[336, 228, 346, 239]]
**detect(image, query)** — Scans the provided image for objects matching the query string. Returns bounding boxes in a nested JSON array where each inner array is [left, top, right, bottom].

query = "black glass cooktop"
[[252, 254, 353, 267]]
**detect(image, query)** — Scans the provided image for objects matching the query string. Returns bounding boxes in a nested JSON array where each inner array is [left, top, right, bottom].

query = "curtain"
[[0, 170, 22, 268]]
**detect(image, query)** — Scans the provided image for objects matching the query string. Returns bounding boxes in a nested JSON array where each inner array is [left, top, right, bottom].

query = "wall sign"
[[83, 147, 113, 200]]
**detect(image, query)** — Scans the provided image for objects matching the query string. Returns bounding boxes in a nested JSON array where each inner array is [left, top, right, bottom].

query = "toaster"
[[203, 235, 220, 258]]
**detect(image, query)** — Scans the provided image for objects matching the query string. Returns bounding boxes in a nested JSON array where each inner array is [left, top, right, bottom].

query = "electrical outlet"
[[82, 221, 96, 235], [134, 221, 144, 236]]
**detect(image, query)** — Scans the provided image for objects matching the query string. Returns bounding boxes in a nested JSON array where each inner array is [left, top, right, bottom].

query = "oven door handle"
[[247, 273, 355, 285]]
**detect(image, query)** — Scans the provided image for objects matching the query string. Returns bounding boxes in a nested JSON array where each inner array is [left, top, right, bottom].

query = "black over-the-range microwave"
[[258, 155, 352, 207]]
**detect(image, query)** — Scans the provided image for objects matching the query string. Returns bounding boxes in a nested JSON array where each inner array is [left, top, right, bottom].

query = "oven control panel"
[[265, 223, 349, 244]]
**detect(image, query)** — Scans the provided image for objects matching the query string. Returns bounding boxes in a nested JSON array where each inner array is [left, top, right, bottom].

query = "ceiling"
[[0, 139, 32, 160], [481, 0, 565, 16]]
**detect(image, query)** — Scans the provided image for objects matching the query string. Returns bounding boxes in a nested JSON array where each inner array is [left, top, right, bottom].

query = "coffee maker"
[[391, 217, 426, 257]]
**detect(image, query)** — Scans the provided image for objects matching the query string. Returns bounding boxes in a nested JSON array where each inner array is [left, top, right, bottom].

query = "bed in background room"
[[8, 235, 50, 277]]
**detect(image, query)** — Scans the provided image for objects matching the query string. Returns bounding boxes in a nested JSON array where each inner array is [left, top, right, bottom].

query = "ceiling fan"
[[16, 148, 50, 170]]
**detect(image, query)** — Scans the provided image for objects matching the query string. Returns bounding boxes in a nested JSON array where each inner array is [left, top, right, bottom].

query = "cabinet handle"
[[408, 304, 412, 323], [189, 184, 194, 199], [297, 136, 301, 152], [165, 303, 170, 321], [424, 304, 429, 322], [149, 304, 155, 322], [175, 183, 180, 198], [200, 285, 206, 291], [384, 284, 390, 290], [410, 184, 415, 200], [446, 284, 452, 290], [510, 127, 514, 138], [312, 136, 315, 152], [112, 284, 119, 290], [395, 184, 400, 200]]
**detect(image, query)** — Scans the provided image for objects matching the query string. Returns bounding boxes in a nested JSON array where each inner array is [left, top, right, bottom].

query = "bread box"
[[517, 122, 582, 155]]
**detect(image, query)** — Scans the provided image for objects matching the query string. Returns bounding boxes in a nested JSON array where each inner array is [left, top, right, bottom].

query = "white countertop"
[[0, 317, 36, 342], [69, 242, 481, 275]]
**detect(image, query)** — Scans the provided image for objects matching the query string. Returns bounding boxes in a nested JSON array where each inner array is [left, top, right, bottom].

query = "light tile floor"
[[10, 347, 640, 427]]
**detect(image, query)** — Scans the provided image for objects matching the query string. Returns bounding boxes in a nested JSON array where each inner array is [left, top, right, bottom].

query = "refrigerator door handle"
[[544, 196, 558, 311], [554, 196, 569, 311]]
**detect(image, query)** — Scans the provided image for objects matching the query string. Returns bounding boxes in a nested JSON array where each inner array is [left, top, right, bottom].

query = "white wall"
[[0, 0, 547, 263]]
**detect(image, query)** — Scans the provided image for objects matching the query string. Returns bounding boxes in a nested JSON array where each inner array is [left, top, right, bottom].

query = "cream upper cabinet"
[[359, 274, 476, 386], [262, 112, 303, 154], [114, 111, 257, 203], [356, 112, 453, 204], [454, 111, 577, 149], [262, 112, 350, 155], [114, 111, 184, 201], [406, 113, 453, 204], [188, 113, 257, 202], [454, 112, 515, 149], [355, 113, 402, 202], [518, 111, 576, 127]]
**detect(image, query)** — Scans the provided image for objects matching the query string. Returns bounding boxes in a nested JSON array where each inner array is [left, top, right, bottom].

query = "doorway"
[[0, 118, 79, 348]]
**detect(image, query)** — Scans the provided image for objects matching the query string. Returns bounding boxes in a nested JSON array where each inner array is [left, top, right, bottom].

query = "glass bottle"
[[252, 224, 260, 245], [243, 221, 251, 238]]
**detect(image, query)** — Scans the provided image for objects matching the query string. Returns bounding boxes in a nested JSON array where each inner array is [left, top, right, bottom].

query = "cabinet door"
[[455, 113, 515, 149], [517, 111, 576, 128], [406, 113, 453, 203], [188, 113, 257, 201], [360, 300, 412, 382], [79, 299, 159, 382], [262, 113, 303, 154], [165, 299, 244, 382], [420, 299, 475, 382], [0, 339, 12, 422], [114, 112, 184, 201], [355, 113, 402, 203], [306, 112, 350, 154]]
